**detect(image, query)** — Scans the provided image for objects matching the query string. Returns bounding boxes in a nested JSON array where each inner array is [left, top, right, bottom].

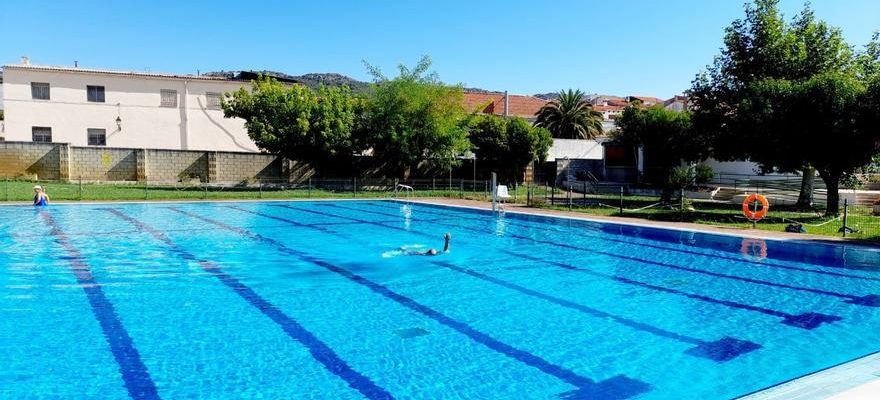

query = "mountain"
[[204, 70, 369, 92]]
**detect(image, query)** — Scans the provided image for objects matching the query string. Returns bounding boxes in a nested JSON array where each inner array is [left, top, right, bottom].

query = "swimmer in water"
[[403, 233, 451, 256], [33, 185, 50, 206]]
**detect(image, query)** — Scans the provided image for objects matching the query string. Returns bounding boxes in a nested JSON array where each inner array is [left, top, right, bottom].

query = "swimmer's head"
[[33, 185, 42, 193], [426, 249, 438, 256]]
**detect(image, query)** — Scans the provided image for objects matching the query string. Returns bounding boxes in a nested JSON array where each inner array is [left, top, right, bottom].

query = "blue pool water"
[[2, 200, 880, 399]]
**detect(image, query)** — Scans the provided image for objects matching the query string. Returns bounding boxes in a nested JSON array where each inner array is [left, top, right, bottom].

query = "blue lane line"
[[284, 203, 842, 330], [365, 201, 880, 282], [40, 212, 161, 400], [271, 204, 765, 361], [326, 202, 880, 307], [178, 206, 651, 399], [103, 209, 394, 400], [501, 250, 842, 331]]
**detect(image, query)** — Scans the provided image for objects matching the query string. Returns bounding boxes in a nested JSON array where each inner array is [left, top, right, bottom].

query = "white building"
[[1, 59, 258, 152]]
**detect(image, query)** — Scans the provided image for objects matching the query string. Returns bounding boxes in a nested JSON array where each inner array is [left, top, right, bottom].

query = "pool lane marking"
[[14, 220, 402, 240], [501, 251, 842, 330], [283, 203, 842, 330], [269, 203, 763, 361], [40, 212, 161, 400], [103, 209, 395, 400], [176, 206, 651, 399], [325, 202, 880, 307], [364, 202, 880, 283]]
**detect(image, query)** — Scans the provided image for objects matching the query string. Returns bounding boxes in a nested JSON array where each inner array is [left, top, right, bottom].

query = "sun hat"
[[33, 185, 42, 190]]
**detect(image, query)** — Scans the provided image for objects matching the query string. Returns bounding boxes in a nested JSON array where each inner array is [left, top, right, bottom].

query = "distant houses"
[[1, 58, 716, 183]]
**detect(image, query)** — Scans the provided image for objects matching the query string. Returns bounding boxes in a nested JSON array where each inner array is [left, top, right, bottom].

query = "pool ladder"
[[395, 184, 414, 202]]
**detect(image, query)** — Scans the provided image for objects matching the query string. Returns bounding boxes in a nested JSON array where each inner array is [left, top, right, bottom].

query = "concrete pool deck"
[[405, 197, 880, 400]]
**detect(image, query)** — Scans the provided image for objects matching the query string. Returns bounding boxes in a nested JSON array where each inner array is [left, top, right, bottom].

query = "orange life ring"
[[742, 194, 769, 220]]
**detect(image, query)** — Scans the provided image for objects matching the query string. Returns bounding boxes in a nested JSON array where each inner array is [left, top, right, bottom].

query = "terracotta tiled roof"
[[592, 105, 625, 112], [463, 91, 548, 118], [629, 96, 664, 105]]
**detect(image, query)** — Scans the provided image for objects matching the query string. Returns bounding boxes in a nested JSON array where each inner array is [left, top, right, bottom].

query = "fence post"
[[203, 181, 208, 200], [144, 179, 148, 200], [619, 186, 624, 215], [459, 179, 463, 199], [513, 182, 517, 203], [582, 181, 586, 206], [353, 177, 357, 197], [568, 188, 572, 211], [259, 182, 263, 199], [4, 177, 8, 202], [526, 184, 531, 206], [842, 199, 849, 238], [78, 176, 83, 201], [432, 178, 436, 193], [484, 180, 488, 199], [308, 177, 312, 198], [551, 183, 555, 205]]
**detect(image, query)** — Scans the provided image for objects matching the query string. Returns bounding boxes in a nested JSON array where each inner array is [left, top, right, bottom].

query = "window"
[[87, 128, 107, 146], [31, 82, 50, 100], [87, 85, 105, 103], [160, 89, 178, 107], [206, 92, 222, 110], [32, 127, 52, 143]]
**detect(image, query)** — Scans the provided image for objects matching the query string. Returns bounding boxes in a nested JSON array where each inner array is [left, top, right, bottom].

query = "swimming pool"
[[2, 199, 879, 399]]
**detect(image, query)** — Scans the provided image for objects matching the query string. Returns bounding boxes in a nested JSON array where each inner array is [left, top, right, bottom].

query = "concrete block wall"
[[0, 141, 299, 183], [70, 147, 138, 181], [145, 149, 208, 183], [0, 141, 63, 180], [214, 152, 282, 183]]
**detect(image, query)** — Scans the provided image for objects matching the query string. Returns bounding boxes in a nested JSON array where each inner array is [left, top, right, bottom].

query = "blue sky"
[[2, 1, 877, 98]]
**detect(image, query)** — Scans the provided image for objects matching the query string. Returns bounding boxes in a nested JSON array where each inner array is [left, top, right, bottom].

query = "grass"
[[536, 195, 880, 242], [0, 180, 495, 202], [3, 179, 877, 242]]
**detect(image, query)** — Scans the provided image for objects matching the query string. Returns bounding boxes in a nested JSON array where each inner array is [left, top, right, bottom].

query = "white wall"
[[2, 66, 257, 152], [547, 138, 605, 160], [701, 158, 799, 180]]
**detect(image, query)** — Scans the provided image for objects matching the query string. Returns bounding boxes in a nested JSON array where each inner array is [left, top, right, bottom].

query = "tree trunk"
[[818, 169, 841, 216], [796, 166, 815, 207]]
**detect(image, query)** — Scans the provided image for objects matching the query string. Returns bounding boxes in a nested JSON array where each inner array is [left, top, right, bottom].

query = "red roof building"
[[463, 91, 548, 120]]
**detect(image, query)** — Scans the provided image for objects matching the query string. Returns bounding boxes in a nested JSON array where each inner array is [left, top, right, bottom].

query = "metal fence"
[[4, 175, 878, 241], [536, 179, 880, 242], [0, 176, 513, 203]]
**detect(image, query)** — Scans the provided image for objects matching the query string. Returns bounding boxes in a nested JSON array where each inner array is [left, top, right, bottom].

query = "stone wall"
[[0, 141, 66, 180], [145, 149, 208, 182], [0, 141, 305, 183], [70, 147, 139, 181]]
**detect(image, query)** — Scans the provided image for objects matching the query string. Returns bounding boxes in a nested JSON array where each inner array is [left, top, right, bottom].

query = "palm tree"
[[535, 89, 604, 139]]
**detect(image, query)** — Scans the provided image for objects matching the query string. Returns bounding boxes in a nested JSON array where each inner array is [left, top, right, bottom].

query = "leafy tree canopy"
[[358, 56, 470, 177], [614, 105, 707, 201], [466, 114, 551, 181], [535, 89, 603, 139], [222, 76, 359, 173]]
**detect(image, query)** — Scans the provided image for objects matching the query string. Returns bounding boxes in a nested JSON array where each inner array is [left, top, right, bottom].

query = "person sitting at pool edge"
[[33, 185, 50, 207], [407, 232, 451, 256]]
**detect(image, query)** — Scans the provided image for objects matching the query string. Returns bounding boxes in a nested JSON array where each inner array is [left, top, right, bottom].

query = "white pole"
[[491, 172, 497, 213]]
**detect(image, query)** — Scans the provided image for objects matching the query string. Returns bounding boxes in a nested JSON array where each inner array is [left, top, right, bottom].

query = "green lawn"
[[3, 180, 877, 242], [0, 180, 495, 202], [537, 197, 880, 242]]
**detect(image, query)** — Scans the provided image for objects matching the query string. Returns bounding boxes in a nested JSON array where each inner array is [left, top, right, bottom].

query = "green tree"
[[614, 105, 707, 202], [359, 56, 470, 178], [466, 115, 551, 181], [535, 89, 603, 139], [689, 0, 855, 209], [222, 76, 359, 174]]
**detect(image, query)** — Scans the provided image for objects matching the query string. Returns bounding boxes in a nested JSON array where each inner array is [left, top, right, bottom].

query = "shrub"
[[694, 164, 714, 185]]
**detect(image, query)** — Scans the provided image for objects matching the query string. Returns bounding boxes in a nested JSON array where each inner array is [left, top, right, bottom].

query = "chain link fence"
[[533, 179, 880, 242], [3, 175, 878, 241]]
